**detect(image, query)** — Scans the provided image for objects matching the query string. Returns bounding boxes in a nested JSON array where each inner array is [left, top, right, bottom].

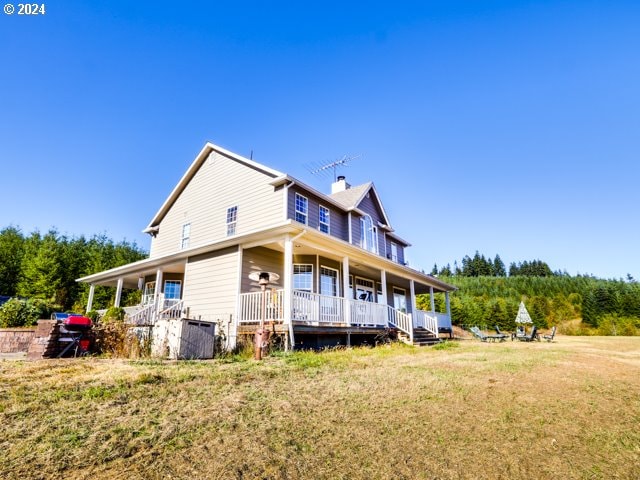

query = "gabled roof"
[[329, 182, 392, 229], [144, 142, 284, 233], [328, 182, 372, 210]]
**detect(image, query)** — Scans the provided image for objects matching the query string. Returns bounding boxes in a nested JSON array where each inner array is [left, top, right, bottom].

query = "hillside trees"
[[0, 226, 147, 318]]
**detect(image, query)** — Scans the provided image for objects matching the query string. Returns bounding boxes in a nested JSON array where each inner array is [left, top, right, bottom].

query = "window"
[[377, 282, 385, 305], [181, 223, 191, 249], [355, 278, 375, 302], [293, 264, 313, 292], [393, 287, 407, 312], [226, 206, 238, 236], [164, 280, 182, 300], [143, 282, 155, 305], [319, 206, 330, 234], [295, 193, 308, 224], [390, 242, 398, 262], [359, 215, 378, 254], [320, 267, 339, 296]]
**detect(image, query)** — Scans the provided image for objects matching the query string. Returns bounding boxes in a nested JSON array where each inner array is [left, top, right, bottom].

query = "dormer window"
[[359, 214, 378, 254], [295, 193, 308, 225]]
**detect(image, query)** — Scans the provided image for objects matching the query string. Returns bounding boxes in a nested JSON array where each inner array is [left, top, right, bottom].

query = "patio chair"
[[469, 326, 489, 342], [516, 325, 539, 342], [542, 326, 557, 342], [493, 326, 509, 341]]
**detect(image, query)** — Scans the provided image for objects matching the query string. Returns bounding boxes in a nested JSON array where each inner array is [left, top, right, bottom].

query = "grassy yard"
[[1, 336, 639, 480]]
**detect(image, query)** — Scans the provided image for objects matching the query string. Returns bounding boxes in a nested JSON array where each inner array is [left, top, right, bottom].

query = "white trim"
[[347, 212, 352, 244], [231, 245, 243, 350]]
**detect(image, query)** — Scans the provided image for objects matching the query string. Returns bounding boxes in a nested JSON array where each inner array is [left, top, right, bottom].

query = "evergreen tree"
[[493, 255, 506, 277], [17, 230, 63, 304], [0, 226, 25, 296]]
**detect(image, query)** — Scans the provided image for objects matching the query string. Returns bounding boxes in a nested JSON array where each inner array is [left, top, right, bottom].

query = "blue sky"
[[1, 1, 639, 280]]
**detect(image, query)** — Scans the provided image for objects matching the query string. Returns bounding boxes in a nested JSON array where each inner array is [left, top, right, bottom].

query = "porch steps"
[[402, 327, 441, 347]]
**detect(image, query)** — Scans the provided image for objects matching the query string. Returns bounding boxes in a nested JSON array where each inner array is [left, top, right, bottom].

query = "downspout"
[[286, 229, 307, 350]]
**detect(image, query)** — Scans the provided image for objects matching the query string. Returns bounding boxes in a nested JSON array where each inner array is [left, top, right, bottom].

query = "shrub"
[[102, 306, 125, 322], [0, 298, 56, 328]]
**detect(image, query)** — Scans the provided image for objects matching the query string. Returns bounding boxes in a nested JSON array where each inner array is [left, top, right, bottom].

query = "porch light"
[[248, 270, 280, 360]]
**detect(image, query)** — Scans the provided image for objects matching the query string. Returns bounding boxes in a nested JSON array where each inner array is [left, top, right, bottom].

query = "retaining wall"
[[0, 328, 36, 353]]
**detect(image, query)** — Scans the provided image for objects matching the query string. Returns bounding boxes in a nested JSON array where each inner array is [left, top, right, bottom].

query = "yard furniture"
[[470, 326, 506, 342], [493, 326, 509, 341], [515, 325, 539, 342], [542, 326, 557, 342]]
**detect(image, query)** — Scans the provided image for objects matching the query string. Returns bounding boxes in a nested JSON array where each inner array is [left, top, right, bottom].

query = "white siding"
[[150, 151, 282, 258], [182, 247, 239, 321]]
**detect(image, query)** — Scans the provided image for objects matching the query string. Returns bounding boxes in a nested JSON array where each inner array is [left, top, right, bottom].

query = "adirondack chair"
[[542, 326, 557, 342], [516, 325, 538, 342]]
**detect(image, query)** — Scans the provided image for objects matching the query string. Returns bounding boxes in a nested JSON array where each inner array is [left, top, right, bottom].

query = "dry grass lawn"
[[1, 336, 639, 479]]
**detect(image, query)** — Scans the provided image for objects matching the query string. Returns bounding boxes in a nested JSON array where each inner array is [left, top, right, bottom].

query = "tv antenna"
[[308, 154, 360, 181]]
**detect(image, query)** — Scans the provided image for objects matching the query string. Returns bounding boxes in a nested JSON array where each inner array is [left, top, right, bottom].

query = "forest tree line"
[[1, 227, 638, 334], [423, 252, 640, 335], [0, 226, 146, 326]]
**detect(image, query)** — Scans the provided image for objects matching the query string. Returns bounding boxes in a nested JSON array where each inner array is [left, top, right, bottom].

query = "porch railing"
[[238, 290, 285, 324], [127, 303, 156, 326], [387, 306, 412, 337], [158, 299, 184, 320], [237, 289, 418, 339], [414, 309, 438, 335], [349, 299, 387, 327], [293, 290, 345, 324]]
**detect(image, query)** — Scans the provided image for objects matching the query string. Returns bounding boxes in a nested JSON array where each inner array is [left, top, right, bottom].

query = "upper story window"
[[226, 206, 238, 236], [319, 206, 330, 234], [390, 242, 398, 262], [359, 214, 378, 254], [181, 223, 191, 249], [295, 193, 308, 224], [293, 264, 313, 292]]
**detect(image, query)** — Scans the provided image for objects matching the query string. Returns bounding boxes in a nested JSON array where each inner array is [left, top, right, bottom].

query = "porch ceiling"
[[83, 261, 185, 289]]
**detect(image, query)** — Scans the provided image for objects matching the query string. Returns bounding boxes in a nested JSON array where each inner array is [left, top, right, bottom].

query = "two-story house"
[[78, 142, 455, 353]]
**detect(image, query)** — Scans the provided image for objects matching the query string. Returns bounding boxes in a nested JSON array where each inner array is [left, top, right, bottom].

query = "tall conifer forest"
[[0, 227, 638, 334]]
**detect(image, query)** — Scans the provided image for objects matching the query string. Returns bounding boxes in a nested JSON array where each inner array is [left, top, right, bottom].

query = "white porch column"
[[114, 278, 124, 308], [283, 236, 294, 347], [409, 279, 417, 315], [342, 256, 351, 326], [154, 268, 164, 306], [380, 270, 388, 306], [86, 284, 95, 313], [429, 286, 435, 312], [445, 291, 451, 316]]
